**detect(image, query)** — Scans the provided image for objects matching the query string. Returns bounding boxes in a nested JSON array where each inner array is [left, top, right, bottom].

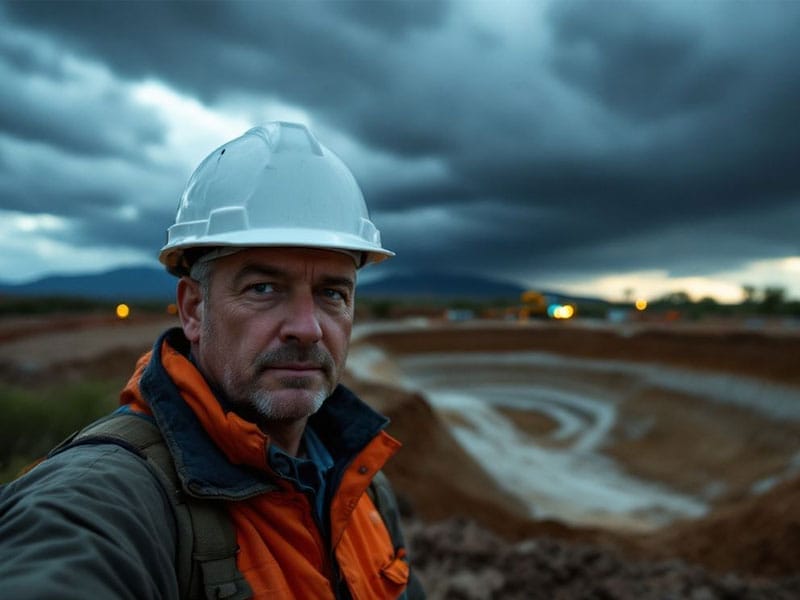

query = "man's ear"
[[177, 276, 203, 343]]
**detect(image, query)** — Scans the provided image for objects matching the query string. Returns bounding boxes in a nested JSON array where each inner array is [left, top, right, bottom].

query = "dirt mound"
[[345, 375, 625, 546], [342, 377, 530, 529], [361, 321, 800, 385], [641, 475, 800, 578], [349, 320, 800, 588], [349, 370, 800, 583], [407, 517, 800, 599]]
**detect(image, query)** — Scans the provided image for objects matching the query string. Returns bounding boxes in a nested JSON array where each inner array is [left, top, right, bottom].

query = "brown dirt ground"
[[4, 314, 800, 595], [347, 320, 800, 583]]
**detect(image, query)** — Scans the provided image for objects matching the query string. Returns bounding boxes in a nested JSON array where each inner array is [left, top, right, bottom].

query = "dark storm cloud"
[[67, 205, 173, 251], [0, 134, 178, 214], [3, 0, 460, 156], [0, 83, 165, 159], [3, 1, 403, 105], [548, 1, 739, 120], [2, 0, 799, 288], [419, 1, 800, 278], [327, 0, 450, 36], [543, 0, 800, 201], [0, 17, 165, 158]]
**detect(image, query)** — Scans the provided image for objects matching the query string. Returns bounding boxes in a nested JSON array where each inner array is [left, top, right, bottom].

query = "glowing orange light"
[[115, 304, 130, 319], [552, 304, 575, 320], [166, 303, 178, 316], [635, 299, 648, 311]]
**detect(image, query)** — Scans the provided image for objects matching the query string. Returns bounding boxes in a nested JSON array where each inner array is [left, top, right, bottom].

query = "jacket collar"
[[139, 328, 390, 500]]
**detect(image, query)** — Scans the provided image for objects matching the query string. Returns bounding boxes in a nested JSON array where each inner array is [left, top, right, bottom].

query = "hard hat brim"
[[159, 227, 394, 276]]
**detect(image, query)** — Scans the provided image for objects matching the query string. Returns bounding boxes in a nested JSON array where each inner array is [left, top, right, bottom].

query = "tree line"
[[648, 286, 799, 318]]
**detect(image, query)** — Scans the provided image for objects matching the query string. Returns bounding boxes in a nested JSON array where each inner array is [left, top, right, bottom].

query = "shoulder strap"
[[366, 470, 406, 552], [63, 413, 252, 600], [367, 471, 427, 600]]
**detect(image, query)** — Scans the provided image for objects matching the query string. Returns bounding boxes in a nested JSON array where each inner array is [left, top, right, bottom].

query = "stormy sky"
[[1, 0, 798, 302]]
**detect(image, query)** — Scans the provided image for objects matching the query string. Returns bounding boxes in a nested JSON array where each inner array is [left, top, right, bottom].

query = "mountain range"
[[0, 267, 178, 302], [0, 266, 604, 305], [0, 266, 530, 302]]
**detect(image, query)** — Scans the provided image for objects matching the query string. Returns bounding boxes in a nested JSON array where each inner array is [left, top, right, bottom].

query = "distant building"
[[445, 309, 475, 321]]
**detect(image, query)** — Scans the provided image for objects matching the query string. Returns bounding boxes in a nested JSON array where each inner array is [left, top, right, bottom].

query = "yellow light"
[[635, 299, 648, 311], [166, 303, 178, 316], [552, 304, 575, 320], [116, 303, 130, 319]]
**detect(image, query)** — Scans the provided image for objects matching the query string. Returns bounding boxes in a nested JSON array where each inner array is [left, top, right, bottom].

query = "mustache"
[[253, 344, 335, 376]]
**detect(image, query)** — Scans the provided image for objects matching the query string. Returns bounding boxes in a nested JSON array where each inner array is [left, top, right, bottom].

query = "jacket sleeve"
[[0, 443, 179, 599]]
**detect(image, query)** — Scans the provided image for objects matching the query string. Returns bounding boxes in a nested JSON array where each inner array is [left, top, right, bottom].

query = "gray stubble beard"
[[223, 354, 334, 421], [246, 379, 328, 421]]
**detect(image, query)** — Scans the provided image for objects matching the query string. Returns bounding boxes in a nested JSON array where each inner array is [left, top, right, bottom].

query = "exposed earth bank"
[[3, 315, 800, 598], [345, 320, 800, 598]]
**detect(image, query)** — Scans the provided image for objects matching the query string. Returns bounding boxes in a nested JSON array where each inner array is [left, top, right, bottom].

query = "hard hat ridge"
[[159, 121, 394, 277]]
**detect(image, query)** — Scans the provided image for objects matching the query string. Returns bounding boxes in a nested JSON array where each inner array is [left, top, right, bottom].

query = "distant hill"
[[358, 271, 527, 300], [358, 272, 610, 308], [0, 267, 528, 302], [0, 267, 176, 301], [0, 266, 607, 307]]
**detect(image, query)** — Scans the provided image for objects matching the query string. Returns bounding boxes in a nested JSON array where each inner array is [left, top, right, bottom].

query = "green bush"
[[0, 381, 119, 482]]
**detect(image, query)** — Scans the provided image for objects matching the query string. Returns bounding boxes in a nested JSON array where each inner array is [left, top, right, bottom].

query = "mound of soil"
[[352, 372, 800, 583], [641, 475, 800, 578], [360, 321, 800, 386], [406, 517, 800, 599], [348, 320, 800, 595]]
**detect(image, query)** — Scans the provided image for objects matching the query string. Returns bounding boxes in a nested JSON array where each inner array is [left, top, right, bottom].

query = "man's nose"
[[279, 292, 323, 345]]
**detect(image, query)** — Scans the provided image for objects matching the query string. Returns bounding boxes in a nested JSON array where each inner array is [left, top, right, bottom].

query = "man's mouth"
[[254, 345, 334, 379], [262, 363, 326, 379], [268, 363, 322, 372]]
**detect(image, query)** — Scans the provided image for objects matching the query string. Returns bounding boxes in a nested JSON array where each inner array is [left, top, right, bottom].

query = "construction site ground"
[[2, 313, 800, 598]]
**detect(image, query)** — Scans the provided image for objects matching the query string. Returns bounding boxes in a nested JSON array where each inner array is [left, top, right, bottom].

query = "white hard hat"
[[159, 121, 394, 276]]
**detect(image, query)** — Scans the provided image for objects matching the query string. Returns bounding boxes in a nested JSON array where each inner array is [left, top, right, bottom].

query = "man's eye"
[[249, 282, 275, 294], [322, 288, 348, 302]]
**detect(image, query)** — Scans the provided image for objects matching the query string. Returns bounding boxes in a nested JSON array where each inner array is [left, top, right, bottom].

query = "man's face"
[[181, 247, 356, 424]]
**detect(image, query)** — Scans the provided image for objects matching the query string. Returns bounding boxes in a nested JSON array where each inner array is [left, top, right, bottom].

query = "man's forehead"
[[203, 246, 359, 266], [221, 247, 357, 278]]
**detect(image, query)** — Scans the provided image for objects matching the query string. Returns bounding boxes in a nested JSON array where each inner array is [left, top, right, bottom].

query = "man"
[[0, 122, 423, 599]]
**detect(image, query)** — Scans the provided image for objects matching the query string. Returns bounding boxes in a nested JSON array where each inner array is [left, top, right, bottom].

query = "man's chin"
[[249, 388, 328, 422]]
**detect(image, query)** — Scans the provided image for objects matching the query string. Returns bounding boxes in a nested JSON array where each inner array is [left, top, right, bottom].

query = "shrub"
[[0, 381, 118, 482]]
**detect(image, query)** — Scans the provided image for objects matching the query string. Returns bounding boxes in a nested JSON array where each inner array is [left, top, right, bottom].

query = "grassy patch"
[[0, 380, 119, 482]]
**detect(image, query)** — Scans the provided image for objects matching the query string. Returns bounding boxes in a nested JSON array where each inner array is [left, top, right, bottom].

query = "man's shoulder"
[[4, 436, 168, 508], [46, 437, 153, 472], [0, 429, 181, 598]]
